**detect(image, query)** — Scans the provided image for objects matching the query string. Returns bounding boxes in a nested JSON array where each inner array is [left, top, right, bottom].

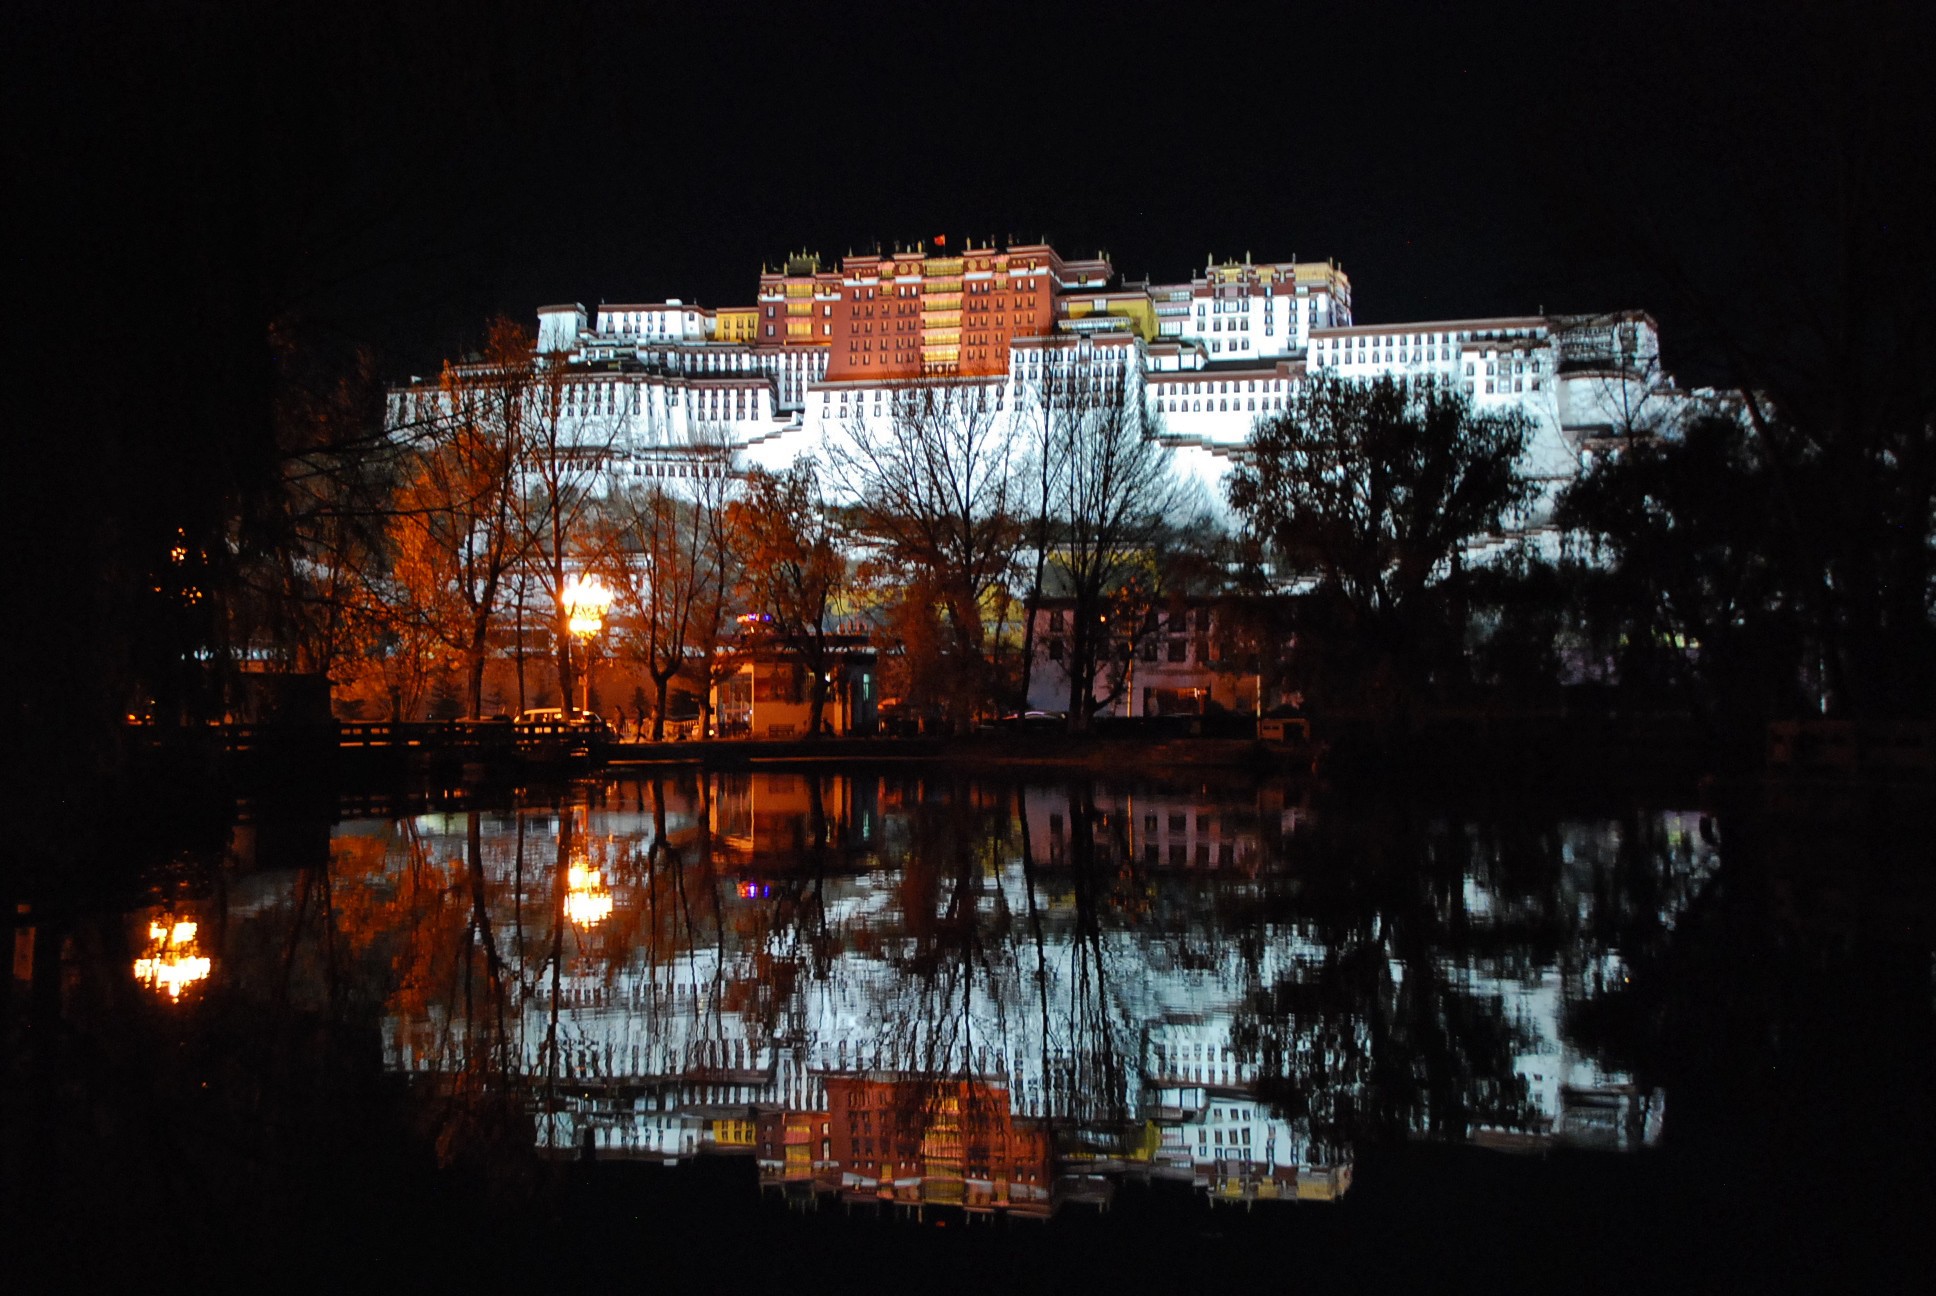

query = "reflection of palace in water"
[[333, 775, 1701, 1214]]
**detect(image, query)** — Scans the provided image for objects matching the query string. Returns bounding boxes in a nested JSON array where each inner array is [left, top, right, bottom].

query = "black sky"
[[12, 0, 1933, 378]]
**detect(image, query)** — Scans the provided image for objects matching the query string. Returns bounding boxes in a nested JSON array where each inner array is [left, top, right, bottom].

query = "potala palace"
[[388, 240, 1688, 531]]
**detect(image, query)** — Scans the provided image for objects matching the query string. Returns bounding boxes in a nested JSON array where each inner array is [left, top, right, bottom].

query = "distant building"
[[712, 629, 877, 739], [1023, 596, 1288, 718]]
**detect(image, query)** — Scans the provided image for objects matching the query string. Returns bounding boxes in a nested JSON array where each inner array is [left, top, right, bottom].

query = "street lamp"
[[562, 573, 614, 717]]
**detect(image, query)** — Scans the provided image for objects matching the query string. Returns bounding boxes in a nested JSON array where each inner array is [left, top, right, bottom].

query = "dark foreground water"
[[6, 770, 1931, 1288]]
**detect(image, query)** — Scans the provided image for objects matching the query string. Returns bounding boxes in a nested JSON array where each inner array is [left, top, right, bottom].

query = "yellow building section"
[[716, 307, 758, 344], [1295, 262, 1350, 293], [711, 1119, 757, 1147], [1061, 293, 1157, 340]]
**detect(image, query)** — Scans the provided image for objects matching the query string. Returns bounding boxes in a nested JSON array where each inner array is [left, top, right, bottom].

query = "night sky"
[[16, 0, 1928, 382]]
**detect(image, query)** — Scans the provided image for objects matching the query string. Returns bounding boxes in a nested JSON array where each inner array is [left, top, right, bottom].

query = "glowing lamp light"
[[562, 574, 615, 639], [565, 861, 614, 928], [133, 917, 212, 1001]]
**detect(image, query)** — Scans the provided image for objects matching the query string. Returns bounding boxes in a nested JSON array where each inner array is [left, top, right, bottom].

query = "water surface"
[[19, 769, 1930, 1286]]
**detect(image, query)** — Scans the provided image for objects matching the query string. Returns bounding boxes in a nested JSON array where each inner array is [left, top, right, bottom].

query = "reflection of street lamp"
[[133, 916, 211, 1001], [564, 854, 614, 928], [562, 573, 614, 715]]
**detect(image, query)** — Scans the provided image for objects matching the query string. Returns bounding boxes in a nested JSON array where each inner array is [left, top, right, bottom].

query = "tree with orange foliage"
[[729, 463, 846, 736], [385, 317, 533, 716]]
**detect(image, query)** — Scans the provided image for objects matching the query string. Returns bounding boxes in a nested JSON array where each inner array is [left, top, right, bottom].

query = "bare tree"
[[1012, 349, 1078, 708], [684, 434, 745, 741], [235, 342, 401, 694], [831, 382, 1024, 731], [517, 352, 621, 710], [1039, 360, 1187, 730], [609, 485, 701, 739], [608, 438, 739, 740]]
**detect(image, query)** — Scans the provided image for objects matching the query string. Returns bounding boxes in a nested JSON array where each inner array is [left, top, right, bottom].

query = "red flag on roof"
[[933, 234, 946, 247]]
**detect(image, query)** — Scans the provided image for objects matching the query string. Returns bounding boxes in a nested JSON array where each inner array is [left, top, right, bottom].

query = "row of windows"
[[1148, 842, 1239, 868], [623, 461, 732, 479], [1144, 808, 1237, 835], [1165, 396, 1282, 414], [1329, 347, 1451, 365], [1045, 634, 1232, 664], [1045, 807, 1244, 836], [1319, 326, 1541, 349], [1155, 377, 1286, 394], [1199, 286, 1324, 307]]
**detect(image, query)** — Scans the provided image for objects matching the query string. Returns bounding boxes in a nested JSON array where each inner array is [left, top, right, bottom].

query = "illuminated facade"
[[389, 241, 1681, 527]]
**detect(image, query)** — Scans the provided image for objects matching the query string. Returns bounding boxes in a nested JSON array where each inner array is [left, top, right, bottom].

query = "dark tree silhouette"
[[1229, 375, 1533, 707]]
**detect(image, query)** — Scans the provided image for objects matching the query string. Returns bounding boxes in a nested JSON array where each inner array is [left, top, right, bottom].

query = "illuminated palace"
[[389, 240, 1683, 527]]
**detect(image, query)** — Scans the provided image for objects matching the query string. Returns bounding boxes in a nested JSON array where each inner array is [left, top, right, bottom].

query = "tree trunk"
[[807, 653, 828, 737], [1067, 629, 1101, 734], [466, 619, 489, 719], [514, 601, 527, 712], [555, 607, 576, 713], [949, 593, 984, 733], [1018, 548, 1047, 707], [651, 673, 670, 741]]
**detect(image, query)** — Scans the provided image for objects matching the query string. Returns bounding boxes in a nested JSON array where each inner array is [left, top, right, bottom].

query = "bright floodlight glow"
[[563, 574, 615, 638]]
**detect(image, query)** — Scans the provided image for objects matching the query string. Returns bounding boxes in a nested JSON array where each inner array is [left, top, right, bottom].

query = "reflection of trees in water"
[[1041, 782, 1135, 1124], [1226, 803, 1717, 1154], [301, 778, 1716, 1167], [311, 813, 534, 1165], [863, 779, 1026, 1125]]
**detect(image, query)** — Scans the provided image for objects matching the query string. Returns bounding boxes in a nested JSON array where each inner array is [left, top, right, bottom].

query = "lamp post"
[[562, 573, 614, 718]]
